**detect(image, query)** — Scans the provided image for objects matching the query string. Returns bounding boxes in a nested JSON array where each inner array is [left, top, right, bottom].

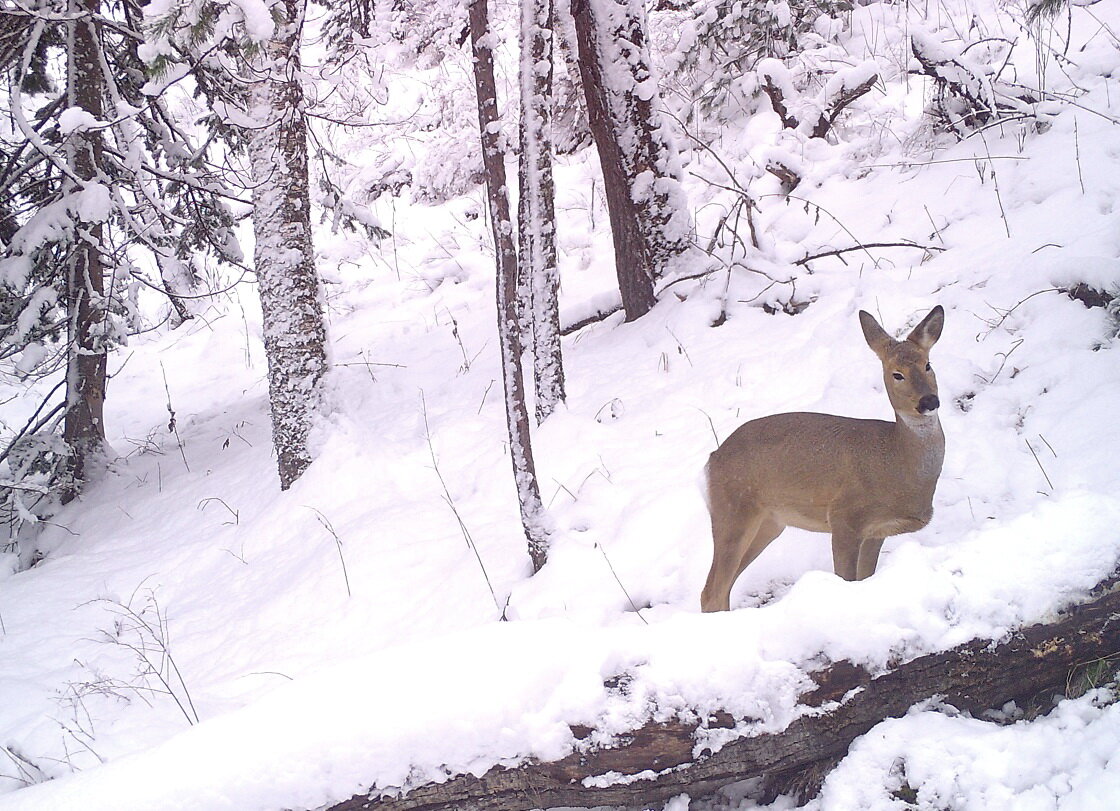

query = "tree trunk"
[[469, 0, 549, 572], [568, 0, 690, 321], [156, 253, 199, 326], [326, 577, 1120, 810], [518, 0, 565, 424], [61, 0, 108, 502], [246, 0, 328, 491]]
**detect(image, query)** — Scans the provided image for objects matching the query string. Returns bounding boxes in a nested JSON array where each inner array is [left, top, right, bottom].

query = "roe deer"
[[700, 306, 945, 613]]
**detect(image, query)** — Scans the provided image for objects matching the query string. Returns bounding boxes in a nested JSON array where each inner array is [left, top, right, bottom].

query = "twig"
[[695, 407, 720, 447], [0, 745, 44, 787], [985, 338, 1024, 384], [665, 327, 693, 367], [246, 670, 295, 681], [924, 206, 946, 244], [657, 264, 723, 294], [156, 598, 199, 724], [88, 591, 200, 725], [160, 362, 190, 472], [663, 109, 755, 196], [446, 309, 483, 373], [0, 379, 66, 467], [978, 131, 1011, 238], [1074, 117, 1085, 194], [595, 399, 625, 423], [1004, 83, 1120, 126], [222, 545, 248, 565], [231, 421, 253, 448], [1025, 439, 1055, 492], [760, 194, 880, 269], [863, 155, 1029, 169], [595, 543, 648, 624], [1039, 434, 1057, 457], [794, 241, 945, 266], [198, 497, 239, 525], [547, 478, 579, 509], [419, 391, 502, 615], [977, 288, 1060, 337], [307, 507, 351, 598], [334, 359, 406, 370], [53, 718, 104, 765], [478, 379, 495, 415], [0, 480, 50, 494]]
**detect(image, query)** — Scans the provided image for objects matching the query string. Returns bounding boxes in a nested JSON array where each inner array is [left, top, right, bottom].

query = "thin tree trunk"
[[468, 0, 549, 572], [518, 0, 565, 423], [569, 0, 690, 322], [245, 0, 328, 491], [156, 255, 198, 326], [61, 0, 108, 502]]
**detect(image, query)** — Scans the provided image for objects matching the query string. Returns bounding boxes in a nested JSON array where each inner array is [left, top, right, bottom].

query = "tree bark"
[[61, 0, 108, 502], [468, 0, 549, 572], [246, 0, 328, 491], [326, 578, 1120, 810], [155, 254, 198, 326], [517, 0, 565, 424], [569, 0, 690, 321]]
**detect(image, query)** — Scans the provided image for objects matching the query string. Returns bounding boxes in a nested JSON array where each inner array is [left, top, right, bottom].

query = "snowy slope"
[[2, 1, 1120, 809]]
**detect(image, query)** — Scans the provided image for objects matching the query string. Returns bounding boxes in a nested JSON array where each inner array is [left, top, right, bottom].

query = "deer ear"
[[907, 305, 945, 351], [859, 310, 893, 357]]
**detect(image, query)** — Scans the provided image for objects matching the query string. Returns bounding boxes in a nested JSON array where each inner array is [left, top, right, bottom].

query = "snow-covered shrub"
[[411, 128, 487, 205], [663, 0, 855, 121], [0, 432, 69, 562], [317, 0, 513, 206], [909, 28, 1050, 137]]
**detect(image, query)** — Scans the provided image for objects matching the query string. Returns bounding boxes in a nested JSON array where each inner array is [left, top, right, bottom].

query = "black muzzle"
[[918, 394, 940, 414]]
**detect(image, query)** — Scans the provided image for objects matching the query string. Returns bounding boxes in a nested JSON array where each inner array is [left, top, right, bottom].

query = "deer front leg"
[[856, 537, 885, 580], [829, 515, 862, 581]]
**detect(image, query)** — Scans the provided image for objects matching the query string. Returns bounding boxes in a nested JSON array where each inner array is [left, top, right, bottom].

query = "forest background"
[[2, 0, 1120, 808]]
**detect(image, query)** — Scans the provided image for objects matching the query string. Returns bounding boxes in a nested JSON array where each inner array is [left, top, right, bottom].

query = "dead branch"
[[794, 241, 947, 266]]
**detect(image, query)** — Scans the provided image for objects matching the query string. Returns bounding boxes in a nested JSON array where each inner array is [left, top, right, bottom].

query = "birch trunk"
[[468, 0, 549, 572], [518, 0, 565, 423], [245, 0, 328, 490], [61, 0, 108, 501], [569, 0, 690, 321]]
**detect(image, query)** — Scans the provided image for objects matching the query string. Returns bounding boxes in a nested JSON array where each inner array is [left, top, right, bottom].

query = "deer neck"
[[892, 411, 945, 481]]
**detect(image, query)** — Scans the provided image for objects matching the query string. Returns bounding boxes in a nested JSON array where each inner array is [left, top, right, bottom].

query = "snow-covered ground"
[[2, 1, 1119, 809]]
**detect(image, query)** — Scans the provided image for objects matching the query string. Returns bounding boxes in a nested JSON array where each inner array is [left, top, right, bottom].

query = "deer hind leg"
[[856, 537, 885, 580], [734, 517, 784, 581], [701, 502, 765, 613]]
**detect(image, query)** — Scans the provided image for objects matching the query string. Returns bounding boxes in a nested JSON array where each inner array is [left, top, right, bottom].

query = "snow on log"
[[326, 575, 1120, 810]]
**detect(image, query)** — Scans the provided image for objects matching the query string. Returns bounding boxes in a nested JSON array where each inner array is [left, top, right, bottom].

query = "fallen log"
[[328, 578, 1120, 811]]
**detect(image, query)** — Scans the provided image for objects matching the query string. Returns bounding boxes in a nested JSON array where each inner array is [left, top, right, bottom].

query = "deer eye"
[[925, 362, 932, 371], [892, 372, 905, 381]]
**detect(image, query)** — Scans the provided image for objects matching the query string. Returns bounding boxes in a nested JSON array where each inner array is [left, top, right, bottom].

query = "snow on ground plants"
[[1, 1, 1119, 809]]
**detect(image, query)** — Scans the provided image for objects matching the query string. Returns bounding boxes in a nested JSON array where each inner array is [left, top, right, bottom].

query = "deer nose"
[[918, 394, 940, 414]]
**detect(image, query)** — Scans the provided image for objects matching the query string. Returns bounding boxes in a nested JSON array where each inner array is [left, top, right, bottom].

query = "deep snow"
[[2, 1, 1120, 809]]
